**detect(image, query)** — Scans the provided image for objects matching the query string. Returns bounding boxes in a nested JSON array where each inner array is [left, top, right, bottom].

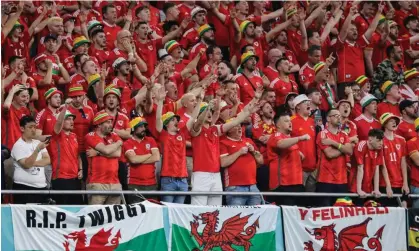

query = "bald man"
[[263, 48, 283, 84]]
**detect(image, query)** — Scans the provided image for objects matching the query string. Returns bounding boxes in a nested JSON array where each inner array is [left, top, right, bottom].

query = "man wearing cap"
[[379, 112, 409, 206], [85, 111, 123, 205], [180, 7, 207, 52], [220, 119, 263, 206], [401, 68, 419, 101], [155, 86, 202, 204], [269, 57, 299, 107], [377, 80, 402, 118], [372, 45, 405, 96], [50, 99, 82, 205], [189, 24, 216, 70], [251, 101, 276, 191], [190, 91, 262, 206], [235, 51, 264, 105], [135, 19, 188, 78], [316, 109, 353, 206], [267, 109, 310, 206], [397, 100, 418, 141], [66, 83, 94, 183], [124, 117, 160, 203], [349, 129, 384, 201], [354, 94, 381, 141], [32, 54, 70, 110], [406, 118, 419, 208], [291, 94, 317, 192]]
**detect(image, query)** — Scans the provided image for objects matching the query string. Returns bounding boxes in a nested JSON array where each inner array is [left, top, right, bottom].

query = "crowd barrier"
[[1, 201, 418, 251]]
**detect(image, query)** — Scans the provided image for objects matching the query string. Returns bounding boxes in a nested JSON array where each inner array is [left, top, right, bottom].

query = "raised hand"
[[254, 85, 264, 99], [52, 54, 61, 64], [79, 11, 87, 24], [45, 59, 53, 68], [325, 53, 336, 66], [181, 16, 191, 29], [349, 5, 358, 16], [100, 63, 109, 82], [155, 87, 167, 101], [297, 7, 306, 21]]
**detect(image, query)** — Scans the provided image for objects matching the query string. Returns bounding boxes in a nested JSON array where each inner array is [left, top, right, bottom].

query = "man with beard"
[[111, 58, 136, 106], [11, 115, 50, 204], [190, 89, 262, 206], [85, 111, 122, 205], [189, 24, 215, 70], [269, 57, 298, 107], [372, 45, 405, 93], [63, 36, 95, 75], [236, 52, 264, 105], [124, 117, 160, 203], [50, 100, 82, 205], [299, 45, 321, 90], [379, 113, 409, 207], [336, 4, 382, 94], [37, 17, 65, 55], [206, 60, 234, 99], [397, 100, 418, 141], [316, 109, 353, 206], [155, 86, 202, 204], [89, 29, 109, 66], [36, 88, 63, 140], [69, 53, 90, 91], [401, 68, 419, 101], [32, 54, 70, 110], [401, 16, 419, 68], [377, 81, 402, 118], [312, 61, 337, 113], [251, 101, 276, 191], [220, 120, 263, 206], [66, 84, 94, 183], [267, 110, 310, 206], [291, 95, 316, 192], [274, 30, 300, 77], [180, 7, 208, 52], [199, 45, 223, 81], [354, 94, 381, 141], [338, 100, 359, 144]]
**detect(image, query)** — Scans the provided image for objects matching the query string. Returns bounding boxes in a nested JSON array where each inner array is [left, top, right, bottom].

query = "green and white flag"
[[11, 201, 167, 251], [167, 203, 278, 251]]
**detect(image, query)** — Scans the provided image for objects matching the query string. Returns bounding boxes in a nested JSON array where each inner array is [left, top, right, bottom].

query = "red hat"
[[34, 54, 48, 65], [93, 111, 114, 126], [68, 84, 86, 97], [44, 87, 63, 100]]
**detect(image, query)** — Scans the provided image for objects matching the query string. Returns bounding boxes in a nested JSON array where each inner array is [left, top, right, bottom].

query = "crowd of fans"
[[2, 0, 419, 208]]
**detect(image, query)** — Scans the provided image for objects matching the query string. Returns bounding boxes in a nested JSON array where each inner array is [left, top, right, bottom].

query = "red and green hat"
[[404, 68, 419, 82], [93, 111, 113, 126], [380, 80, 396, 95], [104, 85, 121, 100], [197, 24, 213, 37], [12, 21, 24, 31], [240, 51, 259, 66], [44, 87, 63, 100], [355, 75, 369, 87], [286, 7, 298, 20], [164, 40, 180, 54], [72, 36, 90, 52], [64, 110, 76, 120], [314, 62, 326, 75], [68, 83, 86, 97], [239, 20, 255, 33]]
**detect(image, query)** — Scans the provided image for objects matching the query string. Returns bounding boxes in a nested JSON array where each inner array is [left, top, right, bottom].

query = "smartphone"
[[44, 136, 52, 143]]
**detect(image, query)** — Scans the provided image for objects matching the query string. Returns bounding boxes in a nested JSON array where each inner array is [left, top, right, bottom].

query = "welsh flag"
[[11, 201, 167, 251], [167, 203, 279, 251]]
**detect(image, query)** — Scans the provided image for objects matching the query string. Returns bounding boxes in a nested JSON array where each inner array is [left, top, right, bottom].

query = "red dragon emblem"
[[190, 210, 260, 251], [62, 228, 121, 251], [303, 217, 385, 251]]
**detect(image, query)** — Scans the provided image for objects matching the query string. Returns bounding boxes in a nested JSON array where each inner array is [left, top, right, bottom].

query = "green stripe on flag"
[[115, 228, 167, 251]]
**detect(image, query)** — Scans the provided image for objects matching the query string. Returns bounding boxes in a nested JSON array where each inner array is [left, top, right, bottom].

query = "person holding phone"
[[11, 115, 51, 204]]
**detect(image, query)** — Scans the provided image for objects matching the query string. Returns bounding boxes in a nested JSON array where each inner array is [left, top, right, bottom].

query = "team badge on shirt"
[[396, 144, 401, 150], [146, 144, 150, 150], [148, 45, 154, 51], [118, 120, 123, 126], [340, 137, 344, 143], [177, 136, 183, 141]]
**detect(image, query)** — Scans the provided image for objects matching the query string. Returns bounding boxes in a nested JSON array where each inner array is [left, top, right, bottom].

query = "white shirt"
[[11, 138, 48, 188]]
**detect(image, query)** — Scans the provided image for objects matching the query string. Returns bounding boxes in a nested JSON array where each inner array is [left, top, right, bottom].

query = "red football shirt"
[[36, 107, 59, 136], [67, 105, 94, 152], [353, 14, 373, 36], [396, 120, 416, 141], [1, 105, 30, 149], [349, 140, 384, 193], [407, 137, 419, 187], [135, 38, 163, 77], [236, 74, 263, 105], [189, 42, 208, 70], [74, 9, 102, 29], [377, 101, 401, 119], [269, 77, 299, 106], [50, 130, 79, 179], [316, 129, 350, 184], [3, 35, 30, 66], [220, 137, 258, 186], [32, 72, 61, 111], [291, 114, 316, 172], [262, 65, 278, 83], [89, 46, 109, 67], [180, 28, 199, 51], [70, 73, 88, 91], [354, 114, 381, 141], [207, 4, 232, 47], [85, 131, 121, 184], [191, 125, 222, 173], [335, 36, 369, 83], [251, 120, 276, 165], [111, 77, 133, 103], [177, 3, 195, 31], [380, 135, 406, 188], [267, 132, 303, 189], [299, 63, 315, 89], [103, 21, 122, 50], [159, 127, 189, 177], [350, 102, 362, 121], [124, 136, 158, 186], [341, 120, 358, 139]]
